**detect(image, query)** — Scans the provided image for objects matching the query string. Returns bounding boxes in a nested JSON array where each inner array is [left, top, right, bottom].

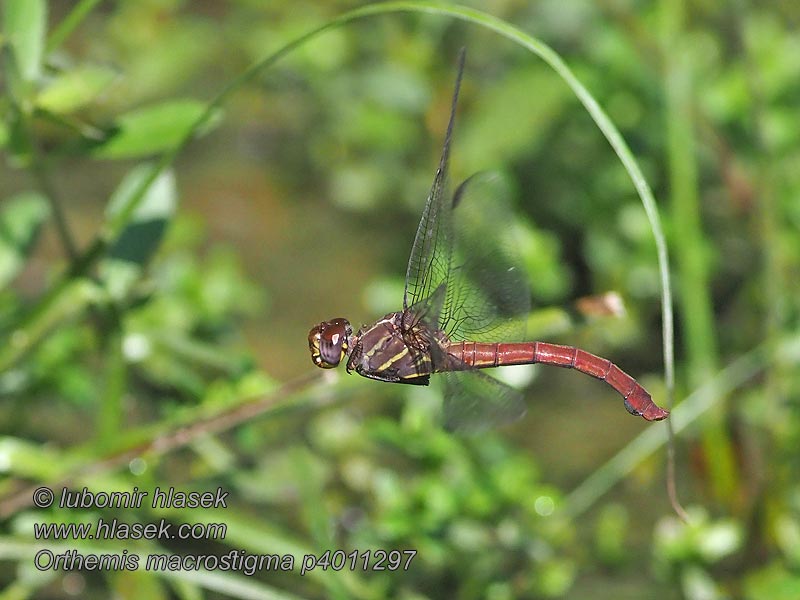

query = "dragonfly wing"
[[442, 370, 527, 433], [403, 49, 466, 313], [442, 171, 532, 343], [404, 282, 446, 333], [401, 55, 531, 434]]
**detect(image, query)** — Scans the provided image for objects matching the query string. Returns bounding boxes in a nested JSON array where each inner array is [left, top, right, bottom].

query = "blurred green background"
[[1, 1, 799, 598]]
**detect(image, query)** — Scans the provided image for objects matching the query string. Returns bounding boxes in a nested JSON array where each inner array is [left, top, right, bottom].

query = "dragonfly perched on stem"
[[308, 49, 669, 431]]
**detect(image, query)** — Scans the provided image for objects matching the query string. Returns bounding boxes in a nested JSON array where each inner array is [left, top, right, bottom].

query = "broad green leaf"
[[107, 569, 168, 600], [0, 278, 100, 373], [744, 563, 800, 600], [100, 164, 178, 298], [0, 192, 49, 289], [458, 66, 568, 173], [2, 0, 46, 82], [92, 99, 223, 159], [36, 65, 118, 113], [105, 164, 177, 222], [0, 436, 77, 480]]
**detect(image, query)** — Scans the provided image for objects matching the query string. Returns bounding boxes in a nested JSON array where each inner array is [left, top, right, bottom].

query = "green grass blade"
[[2, 0, 46, 83], [563, 335, 797, 517], [46, 0, 102, 53]]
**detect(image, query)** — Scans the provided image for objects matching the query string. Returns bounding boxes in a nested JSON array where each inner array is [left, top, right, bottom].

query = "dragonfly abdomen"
[[443, 341, 669, 422]]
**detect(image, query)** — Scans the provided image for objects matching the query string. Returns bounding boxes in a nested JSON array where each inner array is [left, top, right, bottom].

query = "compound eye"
[[308, 318, 351, 368]]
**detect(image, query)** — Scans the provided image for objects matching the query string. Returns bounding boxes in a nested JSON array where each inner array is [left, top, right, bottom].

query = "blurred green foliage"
[[1, 1, 800, 599]]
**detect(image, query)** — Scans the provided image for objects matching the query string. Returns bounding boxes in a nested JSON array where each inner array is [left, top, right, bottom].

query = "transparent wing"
[[401, 51, 531, 433], [441, 370, 527, 433], [403, 49, 465, 314], [441, 171, 531, 343]]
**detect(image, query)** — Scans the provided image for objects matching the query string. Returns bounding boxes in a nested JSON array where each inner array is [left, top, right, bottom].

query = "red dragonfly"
[[308, 49, 669, 431]]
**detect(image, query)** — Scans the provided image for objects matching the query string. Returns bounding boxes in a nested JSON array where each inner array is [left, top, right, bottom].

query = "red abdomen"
[[442, 341, 669, 421]]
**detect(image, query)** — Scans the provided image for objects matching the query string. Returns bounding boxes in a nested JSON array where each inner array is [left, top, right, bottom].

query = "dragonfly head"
[[308, 318, 352, 368]]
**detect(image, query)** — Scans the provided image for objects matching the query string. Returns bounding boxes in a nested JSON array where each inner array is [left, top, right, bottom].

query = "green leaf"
[[36, 65, 118, 113], [744, 563, 800, 600], [0, 278, 100, 373], [459, 66, 569, 172], [92, 99, 223, 159], [100, 164, 178, 298], [105, 164, 177, 223], [0, 436, 78, 480], [2, 0, 47, 82], [0, 192, 50, 289]]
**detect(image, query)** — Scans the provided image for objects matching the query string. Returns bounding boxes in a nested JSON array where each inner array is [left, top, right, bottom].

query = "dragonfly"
[[308, 49, 669, 431]]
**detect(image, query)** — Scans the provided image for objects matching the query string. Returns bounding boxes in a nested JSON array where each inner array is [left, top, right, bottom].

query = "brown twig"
[[0, 371, 324, 519]]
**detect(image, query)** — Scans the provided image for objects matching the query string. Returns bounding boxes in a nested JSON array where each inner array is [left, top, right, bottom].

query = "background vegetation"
[[1, 1, 799, 598]]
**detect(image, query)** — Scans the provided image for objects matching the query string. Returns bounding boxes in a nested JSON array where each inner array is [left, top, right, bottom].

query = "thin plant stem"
[[661, 0, 735, 509], [666, 419, 690, 521], [29, 139, 79, 261], [46, 0, 104, 53], [96, 328, 126, 450], [734, 0, 787, 407]]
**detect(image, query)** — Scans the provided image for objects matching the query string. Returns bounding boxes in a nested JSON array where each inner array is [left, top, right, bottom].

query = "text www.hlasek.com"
[[34, 518, 226, 541], [32, 485, 418, 576]]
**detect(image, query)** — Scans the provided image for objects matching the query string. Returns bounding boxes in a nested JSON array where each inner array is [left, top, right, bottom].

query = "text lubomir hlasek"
[[58, 486, 228, 509]]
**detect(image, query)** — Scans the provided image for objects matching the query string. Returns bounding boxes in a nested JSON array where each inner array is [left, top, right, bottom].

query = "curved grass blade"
[[2, 0, 46, 83]]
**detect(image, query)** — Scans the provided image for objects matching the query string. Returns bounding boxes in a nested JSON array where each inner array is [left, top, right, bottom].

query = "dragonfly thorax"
[[341, 311, 442, 385], [308, 318, 352, 368]]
